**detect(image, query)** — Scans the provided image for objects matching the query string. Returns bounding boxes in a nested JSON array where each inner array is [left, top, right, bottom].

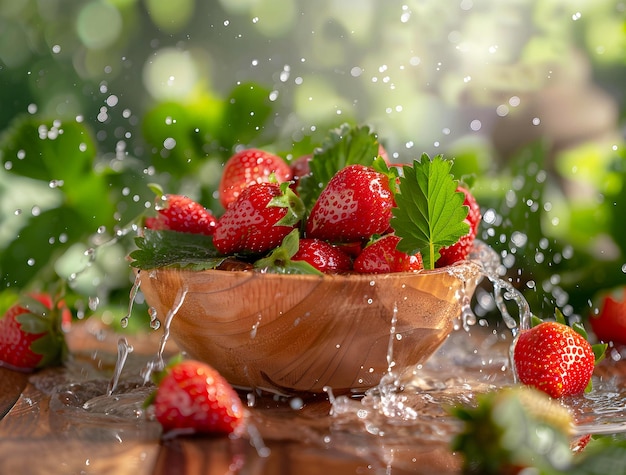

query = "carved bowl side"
[[137, 260, 482, 395]]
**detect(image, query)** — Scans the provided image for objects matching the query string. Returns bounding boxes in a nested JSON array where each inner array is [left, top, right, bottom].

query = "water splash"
[[106, 337, 134, 396], [386, 304, 399, 373], [148, 306, 160, 330], [331, 240, 532, 433], [119, 272, 141, 329], [141, 283, 188, 383], [470, 240, 531, 332]]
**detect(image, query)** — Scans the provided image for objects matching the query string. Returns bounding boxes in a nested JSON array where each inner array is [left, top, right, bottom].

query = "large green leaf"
[[0, 206, 87, 289], [392, 154, 469, 269], [0, 115, 96, 185]]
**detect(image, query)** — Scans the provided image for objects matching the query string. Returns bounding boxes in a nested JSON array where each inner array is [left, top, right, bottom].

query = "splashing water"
[[140, 283, 188, 384], [331, 240, 532, 433], [106, 337, 134, 396], [120, 272, 142, 329], [470, 240, 532, 332]]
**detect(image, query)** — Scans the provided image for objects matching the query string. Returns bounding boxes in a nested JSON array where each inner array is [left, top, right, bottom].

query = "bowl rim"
[[136, 254, 483, 282]]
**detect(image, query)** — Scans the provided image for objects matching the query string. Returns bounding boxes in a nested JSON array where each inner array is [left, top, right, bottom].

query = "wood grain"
[[138, 262, 482, 394], [0, 368, 28, 419]]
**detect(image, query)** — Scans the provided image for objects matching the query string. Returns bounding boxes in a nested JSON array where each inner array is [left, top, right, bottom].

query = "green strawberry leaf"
[[269, 182, 306, 227], [555, 307, 567, 326], [30, 331, 65, 368], [391, 154, 469, 269], [254, 229, 323, 275], [591, 342, 607, 366], [298, 123, 382, 210], [15, 312, 49, 334], [129, 229, 224, 270]]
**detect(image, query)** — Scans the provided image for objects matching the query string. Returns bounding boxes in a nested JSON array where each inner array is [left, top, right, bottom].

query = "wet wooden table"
[[5, 318, 625, 475], [0, 320, 461, 475]]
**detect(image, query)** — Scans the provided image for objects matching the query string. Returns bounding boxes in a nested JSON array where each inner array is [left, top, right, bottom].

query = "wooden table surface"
[[0, 320, 461, 475], [5, 319, 625, 475]]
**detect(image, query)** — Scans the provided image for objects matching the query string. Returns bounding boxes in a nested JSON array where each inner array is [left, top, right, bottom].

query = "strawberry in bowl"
[[131, 124, 484, 394]]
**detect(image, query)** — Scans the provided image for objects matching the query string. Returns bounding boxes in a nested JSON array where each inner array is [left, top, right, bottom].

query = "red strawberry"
[[219, 148, 292, 209], [292, 238, 353, 273], [436, 185, 481, 267], [590, 287, 626, 345], [213, 182, 301, 255], [513, 320, 595, 398], [290, 154, 312, 183], [0, 294, 69, 372], [354, 235, 423, 273], [148, 359, 244, 436], [146, 193, 216, 236], [305, 164, 394, 243]]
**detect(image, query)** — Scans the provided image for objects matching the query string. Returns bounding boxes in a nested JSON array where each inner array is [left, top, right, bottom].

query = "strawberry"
[[213, 182, 303, 255], [590, 287, 626, 346], [436, 185, 481, 267], [148, 359, 244, 436], [0, 293, 69, 372], [354, 235, 423, 273], [218, 148, 292, 209], [513, 318, 597, 398], [451, 386, 578, 475], [305, 164, 394, 243], [289, 154, 312, 184], [292, 238, 353, 273], [146, 190, 216, 236]]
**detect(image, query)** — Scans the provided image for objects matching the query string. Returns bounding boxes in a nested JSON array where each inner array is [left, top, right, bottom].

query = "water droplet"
[[149, 307, 160, 330], [88, 296, 100, 311], [49, 180, 64, 188], [289, 397, 304, 410]]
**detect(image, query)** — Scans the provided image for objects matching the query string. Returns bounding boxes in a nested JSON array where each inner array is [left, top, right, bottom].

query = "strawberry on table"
[[146, 185, 217, 236], [436, 185, 481, 267], [213, 182, 304, 255], [354, 235, 423, 273], [219, 148, 292, 209], [513, 311, 605, 398], [305, 164, 394, 243], [590, 287, 626, 346], [147, 359, 244, 437], [0, 293, 69, 372]]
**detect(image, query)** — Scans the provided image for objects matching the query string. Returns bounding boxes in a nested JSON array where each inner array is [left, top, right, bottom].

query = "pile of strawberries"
[[145, 145, 480, 274]]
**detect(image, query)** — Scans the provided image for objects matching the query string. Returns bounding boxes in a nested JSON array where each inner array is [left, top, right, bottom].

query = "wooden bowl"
[[137, 258, 483, 395]]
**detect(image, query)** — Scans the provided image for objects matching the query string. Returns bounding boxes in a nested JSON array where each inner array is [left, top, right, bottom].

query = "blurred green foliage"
[[0, 0, 625, 328]]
